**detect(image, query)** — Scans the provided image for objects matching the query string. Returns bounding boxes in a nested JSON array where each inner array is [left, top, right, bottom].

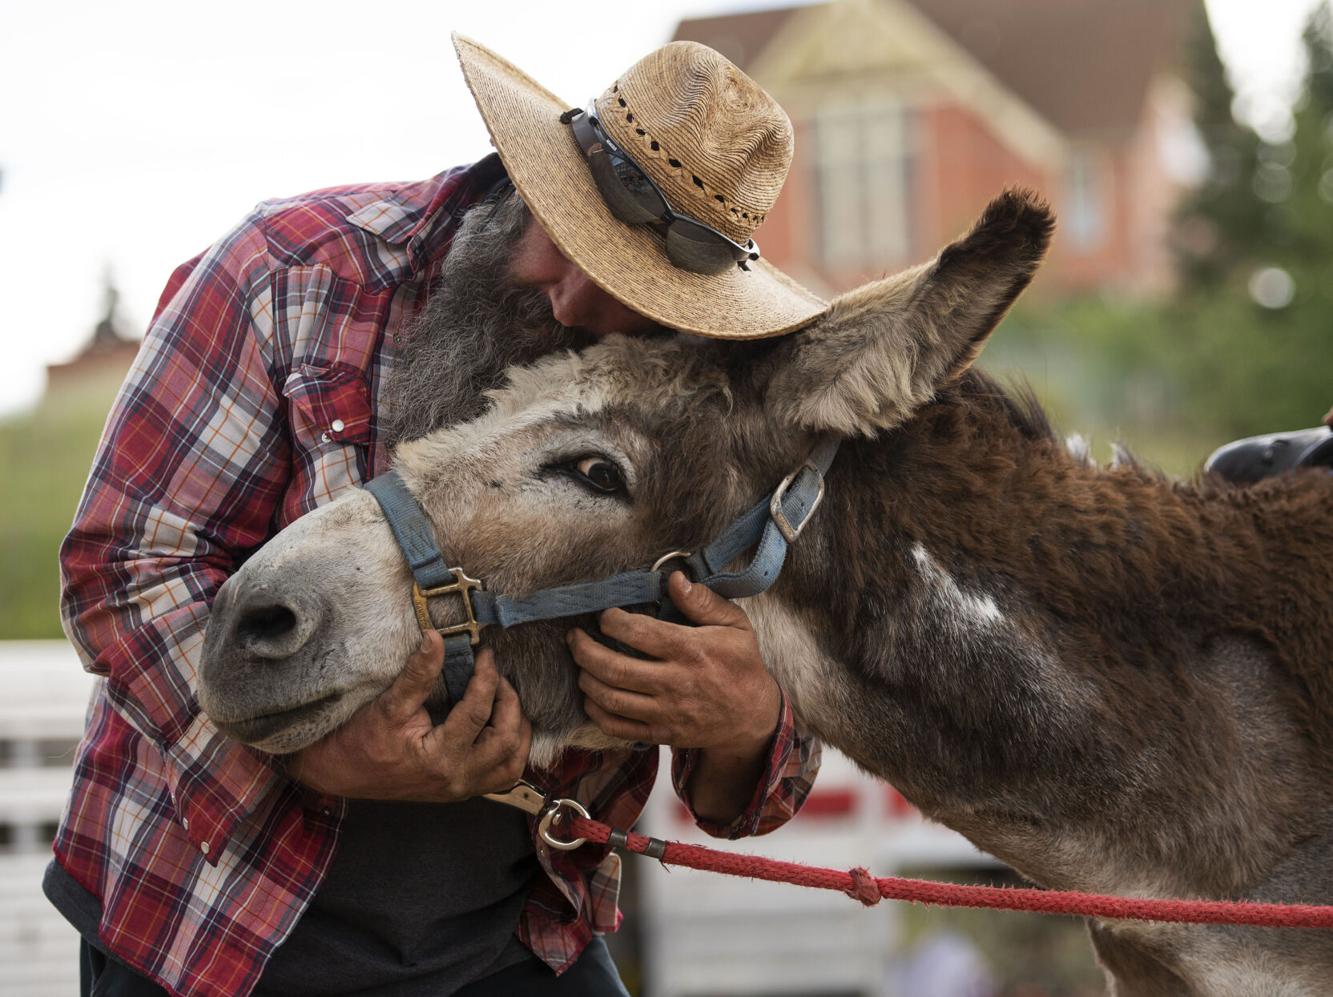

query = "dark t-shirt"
[[254, 797, 540, 996], [47, 795, 542, 995]]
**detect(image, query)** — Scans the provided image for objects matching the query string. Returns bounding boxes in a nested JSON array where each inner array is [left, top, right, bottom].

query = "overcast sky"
[[0, 0, 1325, 416]]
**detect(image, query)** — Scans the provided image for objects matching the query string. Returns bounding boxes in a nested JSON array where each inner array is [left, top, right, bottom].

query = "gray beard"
[[381, 189, 594, 446]]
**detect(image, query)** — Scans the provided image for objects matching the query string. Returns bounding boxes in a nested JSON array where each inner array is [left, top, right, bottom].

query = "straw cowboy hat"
[[454, 34, 828, 339]]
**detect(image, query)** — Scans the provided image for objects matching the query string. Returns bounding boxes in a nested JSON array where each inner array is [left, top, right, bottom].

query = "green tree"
[[1281, 4, 1333, 268], [1163, 2, 1333, 434], [989, 3, 1333, 457], [1172, 3, 1267, 288]]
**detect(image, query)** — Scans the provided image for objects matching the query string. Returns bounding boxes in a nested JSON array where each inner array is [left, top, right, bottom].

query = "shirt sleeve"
[[670, 688, 822, 840], [59, 213, 291, 860]]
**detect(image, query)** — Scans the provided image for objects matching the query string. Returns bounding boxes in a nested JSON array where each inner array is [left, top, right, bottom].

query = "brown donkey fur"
[[202, 190, 1333, 996]]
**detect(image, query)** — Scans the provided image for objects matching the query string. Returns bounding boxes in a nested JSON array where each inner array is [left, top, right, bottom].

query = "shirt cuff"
[[671, 686, 803, 840], [162, 711, 286, 865]]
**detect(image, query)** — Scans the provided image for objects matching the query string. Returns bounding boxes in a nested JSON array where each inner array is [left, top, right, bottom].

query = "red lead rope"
[[565, 816, 1333, 929]]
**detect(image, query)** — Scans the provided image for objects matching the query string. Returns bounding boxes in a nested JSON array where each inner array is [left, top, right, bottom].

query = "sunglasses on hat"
[[565, 102, 761, 275]]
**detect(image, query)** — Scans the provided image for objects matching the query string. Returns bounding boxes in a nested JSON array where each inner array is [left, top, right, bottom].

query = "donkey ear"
[[767, 189, 1053, 436]]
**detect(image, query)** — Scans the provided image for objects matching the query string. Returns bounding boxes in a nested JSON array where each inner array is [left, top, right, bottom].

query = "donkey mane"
[[946, 368, 1056, 443]]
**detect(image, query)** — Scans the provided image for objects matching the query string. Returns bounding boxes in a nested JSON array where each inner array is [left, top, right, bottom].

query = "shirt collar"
[[345, 155, 508, 265]]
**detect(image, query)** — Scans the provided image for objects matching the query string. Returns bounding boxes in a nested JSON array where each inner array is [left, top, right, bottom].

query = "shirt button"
[[331, 419, 345, 433], [200, 841, 211, 856], [320, 432, 332, 444], [181, 818, 189, 831]]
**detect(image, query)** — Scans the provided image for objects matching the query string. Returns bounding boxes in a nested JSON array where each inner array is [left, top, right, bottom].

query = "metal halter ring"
[[651, 549, 693, 573], [538, 798, 591, 851]]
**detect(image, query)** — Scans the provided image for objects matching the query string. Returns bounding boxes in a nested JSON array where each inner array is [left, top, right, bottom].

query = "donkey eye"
[[571, 456, 626, 495]]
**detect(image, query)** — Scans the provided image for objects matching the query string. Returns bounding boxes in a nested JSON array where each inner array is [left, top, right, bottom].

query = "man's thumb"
[[379, 631, 444, 721], [669, 571, 748, 629]]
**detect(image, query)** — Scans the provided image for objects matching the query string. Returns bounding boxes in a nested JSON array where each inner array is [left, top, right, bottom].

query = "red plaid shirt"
[[55, 156, 821, 997]]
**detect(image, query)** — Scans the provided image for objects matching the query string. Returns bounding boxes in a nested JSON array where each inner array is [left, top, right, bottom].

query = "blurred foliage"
[[1175, 4, 1333, 287], [1173, 3, 1268, 289], [0, 370, 121, 638], [983, 3, 1333, 474], [1169, 2, 1333, 433]]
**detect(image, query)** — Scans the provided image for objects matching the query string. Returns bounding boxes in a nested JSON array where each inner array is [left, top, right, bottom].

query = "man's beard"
[[381, 189, 595, 446]]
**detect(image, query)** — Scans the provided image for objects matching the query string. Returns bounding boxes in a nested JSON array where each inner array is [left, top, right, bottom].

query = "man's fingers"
[[567, 627, 668, 692], [512, 713, 533, 775], [435, 648, 501, 743], [470, 679, 533, 786], [595, 608, 688, 660], [578, 668, 661, 724], [668, 572, 750, 629], [377, 631, 444, 724], [487, 675, 526, 740], [585, 698, 656, 743]]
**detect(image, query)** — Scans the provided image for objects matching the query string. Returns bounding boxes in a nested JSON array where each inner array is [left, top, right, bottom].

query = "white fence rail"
[[0, 641, 95, 997]]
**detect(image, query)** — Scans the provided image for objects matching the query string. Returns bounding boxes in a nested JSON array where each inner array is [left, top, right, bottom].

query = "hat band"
[[563, 104, 760, 276]]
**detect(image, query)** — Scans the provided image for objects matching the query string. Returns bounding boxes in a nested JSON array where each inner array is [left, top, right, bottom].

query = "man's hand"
[[568, 572, 782, 822], [285, 632, 532, 802]]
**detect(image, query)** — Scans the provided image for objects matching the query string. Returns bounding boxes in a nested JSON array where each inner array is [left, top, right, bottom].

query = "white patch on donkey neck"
[[910, 543, 1003, 627]]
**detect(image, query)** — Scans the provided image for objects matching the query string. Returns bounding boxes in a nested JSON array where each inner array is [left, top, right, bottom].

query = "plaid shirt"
[[55, 156, 821, 997]]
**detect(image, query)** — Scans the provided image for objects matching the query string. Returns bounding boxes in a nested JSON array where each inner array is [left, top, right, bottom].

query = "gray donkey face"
[[200, 190, 1052, 766]]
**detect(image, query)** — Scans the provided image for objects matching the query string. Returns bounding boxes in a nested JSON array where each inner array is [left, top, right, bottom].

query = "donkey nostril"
[[237, 603, 298, 646]]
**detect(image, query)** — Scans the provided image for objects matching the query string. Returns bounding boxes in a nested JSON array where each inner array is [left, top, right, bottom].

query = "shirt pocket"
[[282, 363, 373, 450], [279, 364, 375, 520]]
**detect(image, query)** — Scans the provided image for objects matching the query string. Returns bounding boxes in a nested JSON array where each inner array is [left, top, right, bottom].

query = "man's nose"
[[546, 267, 601, 330]]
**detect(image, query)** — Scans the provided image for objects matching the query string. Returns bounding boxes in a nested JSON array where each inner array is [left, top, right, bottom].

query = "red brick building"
[[674, 0, 1197, 297]]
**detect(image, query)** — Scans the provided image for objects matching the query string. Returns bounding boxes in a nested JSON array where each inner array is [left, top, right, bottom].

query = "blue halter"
[[363, 437, 839, 705]]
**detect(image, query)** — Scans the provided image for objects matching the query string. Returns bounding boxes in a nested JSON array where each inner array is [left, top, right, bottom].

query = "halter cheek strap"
[[363, 436, 839, 707]]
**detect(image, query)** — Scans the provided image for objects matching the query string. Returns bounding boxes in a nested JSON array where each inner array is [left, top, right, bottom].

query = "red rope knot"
[[845, 866, 881, 907]]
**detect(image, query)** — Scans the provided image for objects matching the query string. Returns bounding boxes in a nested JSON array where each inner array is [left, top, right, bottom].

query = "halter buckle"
[[411, 568, 486, 645], [769, 462, 826, 544]]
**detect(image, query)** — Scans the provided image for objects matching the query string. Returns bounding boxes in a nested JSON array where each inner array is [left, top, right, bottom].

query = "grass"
[[0, 372, 123, 639]]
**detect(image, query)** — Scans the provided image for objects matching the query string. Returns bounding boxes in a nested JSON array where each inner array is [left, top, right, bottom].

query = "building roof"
[[675, 6, 802, 73], [674, 0, 1194, 136]]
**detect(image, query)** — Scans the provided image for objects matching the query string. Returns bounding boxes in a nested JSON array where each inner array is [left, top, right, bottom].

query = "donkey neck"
[[801, 372, 1333, 735], [761, 373, 1332, 896]]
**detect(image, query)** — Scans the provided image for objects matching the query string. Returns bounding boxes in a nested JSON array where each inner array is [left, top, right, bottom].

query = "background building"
[[675, 0, 1197, 297]]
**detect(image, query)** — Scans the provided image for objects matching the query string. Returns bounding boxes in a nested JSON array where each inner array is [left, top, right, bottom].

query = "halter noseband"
[[363, 437, 839, 706]]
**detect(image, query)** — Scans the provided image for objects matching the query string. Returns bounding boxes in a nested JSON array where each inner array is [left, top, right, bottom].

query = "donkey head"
[[199, 190, 1053, 766]]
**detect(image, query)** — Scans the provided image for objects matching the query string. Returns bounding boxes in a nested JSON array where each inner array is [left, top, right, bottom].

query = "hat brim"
[[453, 34, 828, 340]]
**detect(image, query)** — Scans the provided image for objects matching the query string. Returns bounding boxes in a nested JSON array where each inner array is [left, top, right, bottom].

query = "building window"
[[1064, 148, 1107, 251], [815, 94, 914, 269]]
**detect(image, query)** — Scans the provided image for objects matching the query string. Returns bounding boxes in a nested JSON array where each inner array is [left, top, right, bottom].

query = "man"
[[48, 36, 827, 997]]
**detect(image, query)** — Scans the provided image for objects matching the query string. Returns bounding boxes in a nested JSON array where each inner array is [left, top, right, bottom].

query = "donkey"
[[200, 190, 1333, 996]]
